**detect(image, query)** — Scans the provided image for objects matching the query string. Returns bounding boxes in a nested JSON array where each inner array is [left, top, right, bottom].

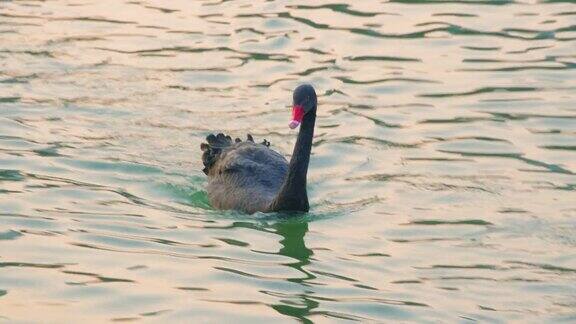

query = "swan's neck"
[[269, 110, 316, 212]]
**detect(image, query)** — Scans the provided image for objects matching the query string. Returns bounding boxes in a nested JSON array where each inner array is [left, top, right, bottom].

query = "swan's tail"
[[201, 133, 271, 175]]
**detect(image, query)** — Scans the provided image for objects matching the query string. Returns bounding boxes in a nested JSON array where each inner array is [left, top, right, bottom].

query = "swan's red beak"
[[289, 105, 305, 129]]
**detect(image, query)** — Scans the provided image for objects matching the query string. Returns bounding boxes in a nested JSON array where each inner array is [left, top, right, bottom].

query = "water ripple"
[[1, 0, 575, 322]]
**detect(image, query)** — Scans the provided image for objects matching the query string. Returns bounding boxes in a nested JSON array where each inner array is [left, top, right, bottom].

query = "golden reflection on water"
[[0, 0, 575, 322]]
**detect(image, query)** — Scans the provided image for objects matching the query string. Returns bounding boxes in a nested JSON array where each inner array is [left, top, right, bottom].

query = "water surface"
[[1, 0, 575, 322]]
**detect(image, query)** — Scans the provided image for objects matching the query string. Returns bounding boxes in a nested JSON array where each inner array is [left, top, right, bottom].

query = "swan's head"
[[289, 84, 317, 129]]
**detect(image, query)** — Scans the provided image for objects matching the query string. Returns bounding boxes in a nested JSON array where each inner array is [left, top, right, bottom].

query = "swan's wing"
[[203, 138, 289, 213], [201, 133, 274, 175], [214, 142, 288, 187]]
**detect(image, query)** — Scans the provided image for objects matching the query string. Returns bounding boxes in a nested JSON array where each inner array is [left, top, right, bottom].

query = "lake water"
[[1, 0, 575, 322]]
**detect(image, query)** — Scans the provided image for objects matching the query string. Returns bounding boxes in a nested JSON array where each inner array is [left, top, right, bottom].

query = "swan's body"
[[205, 139, 288, 213], [201, 84, 317, 214]]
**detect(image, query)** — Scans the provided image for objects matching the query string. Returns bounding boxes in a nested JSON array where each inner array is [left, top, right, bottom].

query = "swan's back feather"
[[201, 133, 288, 213]]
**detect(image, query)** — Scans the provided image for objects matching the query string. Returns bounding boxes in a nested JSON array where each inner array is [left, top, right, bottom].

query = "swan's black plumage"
[[201, 84, 317, 214]]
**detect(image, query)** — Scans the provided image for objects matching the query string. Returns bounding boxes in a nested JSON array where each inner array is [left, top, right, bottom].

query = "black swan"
[[201, 84, 317, 214]]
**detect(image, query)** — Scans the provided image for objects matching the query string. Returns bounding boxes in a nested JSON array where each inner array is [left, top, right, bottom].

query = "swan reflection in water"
[[268, 220, 319, 321]]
